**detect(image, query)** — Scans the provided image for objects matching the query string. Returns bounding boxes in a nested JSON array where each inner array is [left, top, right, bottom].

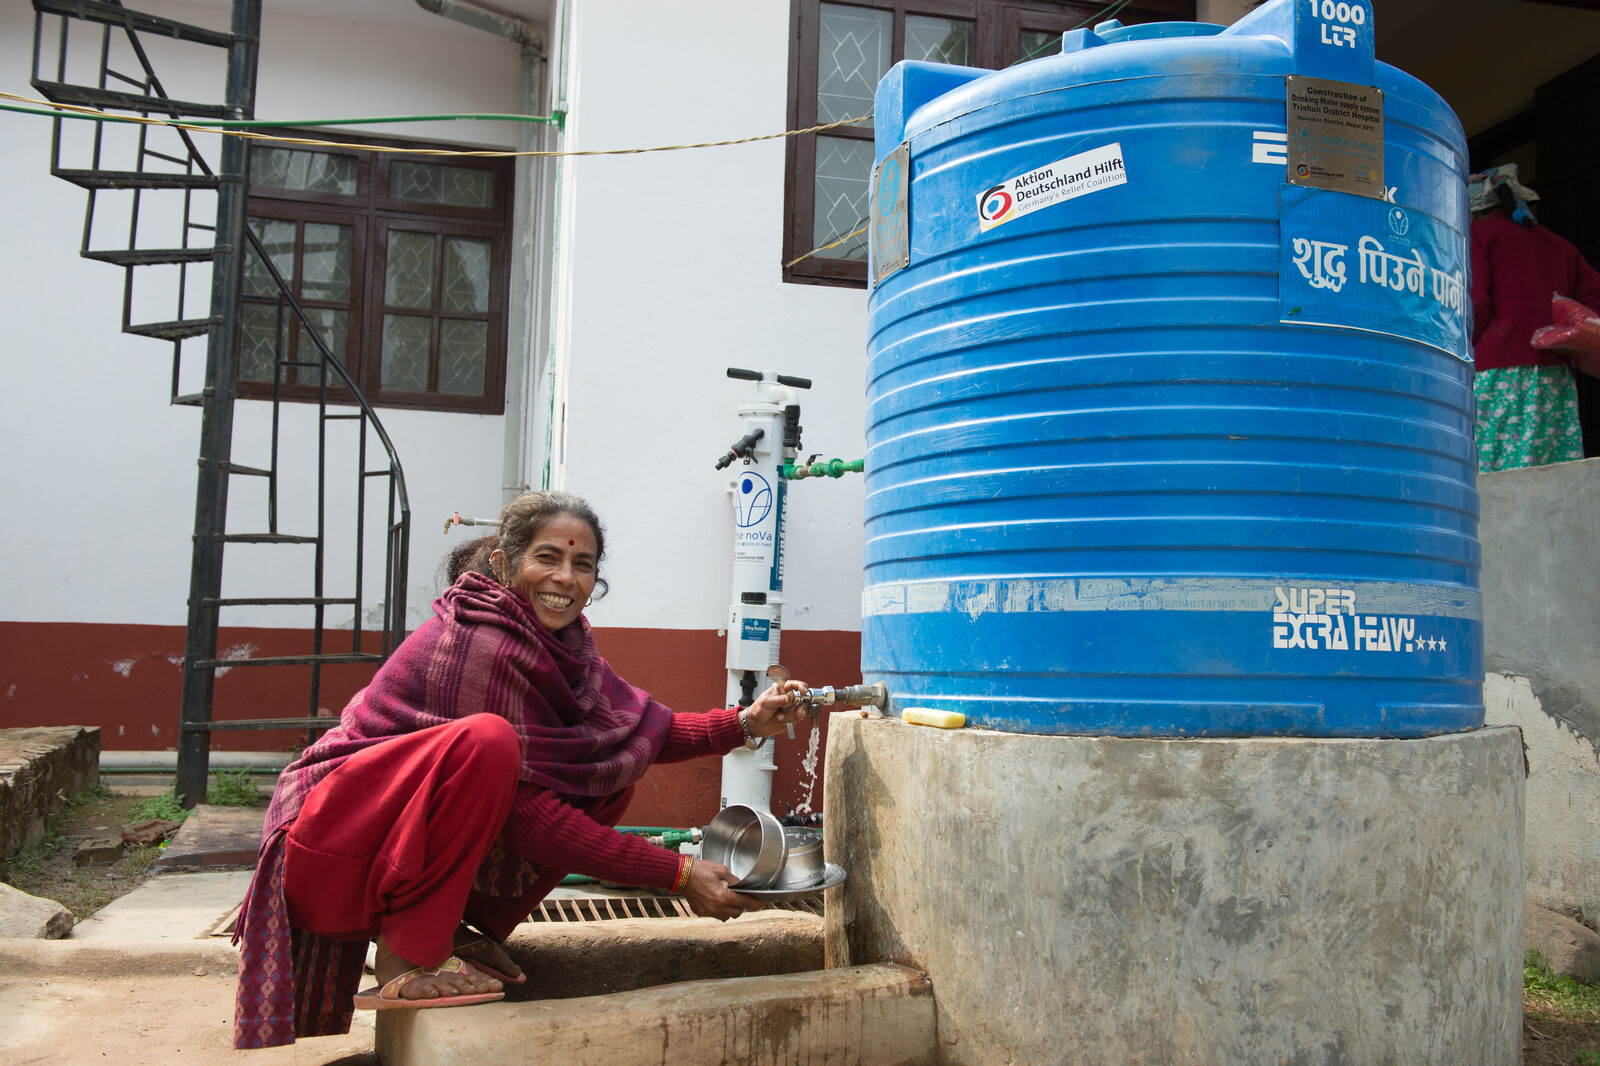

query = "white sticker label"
[[1270, 585, 1448, 654], [977, 142, 1127, 232]]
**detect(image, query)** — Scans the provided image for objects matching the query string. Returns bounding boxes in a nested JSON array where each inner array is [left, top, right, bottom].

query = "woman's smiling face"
[[502, 515, 598, 631]]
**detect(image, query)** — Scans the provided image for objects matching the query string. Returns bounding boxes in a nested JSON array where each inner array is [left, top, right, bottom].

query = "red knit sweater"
[[501, 706, 745, 891], [1470, 212, 1600, 371]]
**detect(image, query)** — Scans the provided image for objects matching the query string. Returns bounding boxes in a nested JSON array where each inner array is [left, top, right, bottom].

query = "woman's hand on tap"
[[744, 680, 808, 738]]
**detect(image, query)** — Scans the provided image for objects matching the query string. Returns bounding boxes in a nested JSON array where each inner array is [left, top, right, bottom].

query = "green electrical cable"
[[0, 101, 563, 129]]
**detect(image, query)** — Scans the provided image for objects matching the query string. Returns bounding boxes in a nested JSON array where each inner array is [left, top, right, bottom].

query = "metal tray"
[[734, 862, 846, 901]]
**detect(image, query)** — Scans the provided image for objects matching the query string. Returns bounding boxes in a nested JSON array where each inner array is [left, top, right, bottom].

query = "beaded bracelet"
[[672, 855, 694, 894]]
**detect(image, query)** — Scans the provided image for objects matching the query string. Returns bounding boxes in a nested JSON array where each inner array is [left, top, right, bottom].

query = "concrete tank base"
[[823, 717, 1525, 1066]]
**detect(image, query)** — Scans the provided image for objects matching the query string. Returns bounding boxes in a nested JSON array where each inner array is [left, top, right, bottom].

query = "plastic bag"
[[1530, 293, 1600, 377]]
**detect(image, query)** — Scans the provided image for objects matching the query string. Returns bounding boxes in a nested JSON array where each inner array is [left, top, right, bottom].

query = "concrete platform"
[[824, 716, 1527, 1066], [0, 725, 100, 859], [0, 869, 377, 1064], [377, 962, 937, 1066]]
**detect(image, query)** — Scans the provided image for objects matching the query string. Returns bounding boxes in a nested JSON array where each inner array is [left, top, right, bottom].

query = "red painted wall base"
[[0, 621, 861, 829]]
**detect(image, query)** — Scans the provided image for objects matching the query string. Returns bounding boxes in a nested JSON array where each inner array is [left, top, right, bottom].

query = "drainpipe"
[[414, 0, 552, 503], [527, 0, 572, 491]]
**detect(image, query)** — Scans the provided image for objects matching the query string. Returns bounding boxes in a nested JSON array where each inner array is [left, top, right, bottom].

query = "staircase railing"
[[30, 0, 411, 805]]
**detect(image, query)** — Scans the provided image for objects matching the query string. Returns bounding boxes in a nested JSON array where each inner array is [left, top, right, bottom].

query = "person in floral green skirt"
[[1469, 164, 1600, 471]]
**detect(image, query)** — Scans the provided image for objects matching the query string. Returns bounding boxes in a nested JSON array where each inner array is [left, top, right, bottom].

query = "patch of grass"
[[128, 790, 189, 824], [60, 782, 115, 811], [0, 832, 64, 887], [206, 766, 263, 807], [1526, 950, 1600, 1024], [1577, 1051, 1600, 1066]]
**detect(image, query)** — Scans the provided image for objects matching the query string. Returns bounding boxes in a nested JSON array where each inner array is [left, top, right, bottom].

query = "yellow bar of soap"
[[902, 707, 965, 729]]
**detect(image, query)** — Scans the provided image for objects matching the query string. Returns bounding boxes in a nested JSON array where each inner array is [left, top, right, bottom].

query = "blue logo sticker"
[[736, 471, 773, 529], [740, 617, 770, 642]]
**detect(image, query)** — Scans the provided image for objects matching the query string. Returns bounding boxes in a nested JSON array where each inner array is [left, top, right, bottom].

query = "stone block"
[[0, 726, 101, 861], [74, 838, 123, 866], [0, 882, 72, 939], [1526, 901, 1600, 984], [376, 962, 935, 1066], [501, 911, 823, 1001], [825, 716, 1526, 1066]]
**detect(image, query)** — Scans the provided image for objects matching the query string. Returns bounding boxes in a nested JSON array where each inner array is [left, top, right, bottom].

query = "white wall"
[[556, 0, 869, 635], [2, 0, 869, 637], [1486, 673, 1600, 926], [0, 0, 529, 630]]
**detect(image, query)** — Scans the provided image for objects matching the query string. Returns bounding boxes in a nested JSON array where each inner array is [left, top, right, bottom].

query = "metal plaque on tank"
[[1286, 76, 1384, 197], [870, 142, 910, 286]]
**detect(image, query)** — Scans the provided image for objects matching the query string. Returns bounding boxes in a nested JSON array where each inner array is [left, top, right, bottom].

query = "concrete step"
[[376, 962, 937, 1066], [502, 910, 823, 1001], [0, 726, 100, 861]]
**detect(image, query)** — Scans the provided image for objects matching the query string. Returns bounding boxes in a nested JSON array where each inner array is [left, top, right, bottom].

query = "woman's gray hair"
[[445, 490, 609, 597]]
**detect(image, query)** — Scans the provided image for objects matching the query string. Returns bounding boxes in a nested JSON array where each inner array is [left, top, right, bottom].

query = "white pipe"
[[413, 0, 543, 49], [101, 750, 294, 770], [532, 0, 573, 490]]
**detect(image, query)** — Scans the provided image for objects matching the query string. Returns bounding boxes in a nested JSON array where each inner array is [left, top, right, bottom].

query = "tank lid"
[[1085, 19, 1226, 48]]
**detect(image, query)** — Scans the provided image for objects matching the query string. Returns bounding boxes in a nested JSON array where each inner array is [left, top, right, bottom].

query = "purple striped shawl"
[[233, 570, 672, 1047], [262, 570, 674, 841]]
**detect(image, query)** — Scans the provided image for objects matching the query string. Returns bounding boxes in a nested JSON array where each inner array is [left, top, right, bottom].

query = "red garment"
[[283, 715, 520, 966], [234, 570, 750, 1049], [1470, 212, 1600, 371]]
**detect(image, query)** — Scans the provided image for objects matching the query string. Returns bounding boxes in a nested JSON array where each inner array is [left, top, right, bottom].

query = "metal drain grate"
[[532, 896, 825, 923]]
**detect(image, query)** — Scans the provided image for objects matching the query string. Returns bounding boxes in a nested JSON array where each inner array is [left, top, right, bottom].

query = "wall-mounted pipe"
[[414, 0, 542, 50]]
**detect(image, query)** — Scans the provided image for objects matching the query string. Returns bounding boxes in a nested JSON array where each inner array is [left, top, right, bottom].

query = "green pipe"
[[0, 102, 563, 129], [783, 457, 864, 480]]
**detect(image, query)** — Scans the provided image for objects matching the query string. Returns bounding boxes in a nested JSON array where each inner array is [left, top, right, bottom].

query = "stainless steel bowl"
[[772, 827, 824, 889], [702, 804, 788, 889]]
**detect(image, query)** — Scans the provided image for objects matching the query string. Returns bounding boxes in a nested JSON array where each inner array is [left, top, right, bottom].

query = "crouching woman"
[[233, 490, 804, 1048]]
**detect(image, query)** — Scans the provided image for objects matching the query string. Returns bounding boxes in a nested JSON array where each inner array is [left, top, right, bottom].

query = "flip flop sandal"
[[352, 955, 506, 1010], [454, 936, 528, 985]]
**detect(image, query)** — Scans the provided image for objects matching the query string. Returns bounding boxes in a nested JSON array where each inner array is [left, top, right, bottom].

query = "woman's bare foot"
[[372, 935, 503, 1000], [453, 925, 524, 982]]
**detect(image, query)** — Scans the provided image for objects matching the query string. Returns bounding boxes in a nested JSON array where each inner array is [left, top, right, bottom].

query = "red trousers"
[[281, 714, 637, 964], [283, 715, 519, 968]]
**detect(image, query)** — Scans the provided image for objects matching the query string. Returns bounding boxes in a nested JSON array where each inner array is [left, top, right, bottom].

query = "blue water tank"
[[861, 0, 1480, 737]]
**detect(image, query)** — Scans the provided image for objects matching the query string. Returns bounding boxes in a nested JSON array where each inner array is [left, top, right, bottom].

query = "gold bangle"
[[673, 855, 694, 893]]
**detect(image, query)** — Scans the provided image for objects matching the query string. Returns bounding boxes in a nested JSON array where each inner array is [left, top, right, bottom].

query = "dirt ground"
[[1524, 1009, 1600, 1066], [2, 789, 169, 921]]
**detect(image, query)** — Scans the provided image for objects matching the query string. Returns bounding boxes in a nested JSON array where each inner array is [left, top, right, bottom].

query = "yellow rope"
[[786, 224, 869, 267], [0, 90, 872, 158]]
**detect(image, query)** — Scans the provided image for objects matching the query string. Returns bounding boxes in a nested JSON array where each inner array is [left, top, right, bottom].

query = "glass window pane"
[[817, 3, 890, 125], [813, 135, 873, 261], [301, 223, 352, 302], [239, 302, 286, 382], [295, 308, 349, 387], [382, 314, 431, 391], [391, 162, 494, 208], [1019, 29, 1064, 63], [385, 231, 436, 309], [439, 320, 487, 396], [244, 218, 295, 297], [443, 237, 491, 313], [251, 147, 357, 195], [906, 16, 974, 66]]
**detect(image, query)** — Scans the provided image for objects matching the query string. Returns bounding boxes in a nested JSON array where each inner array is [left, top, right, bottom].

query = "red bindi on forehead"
[[569, 539, 574, 545]]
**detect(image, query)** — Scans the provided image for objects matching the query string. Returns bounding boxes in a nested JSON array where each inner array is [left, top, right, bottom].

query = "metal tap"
[[767, 665, 887, 738]]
